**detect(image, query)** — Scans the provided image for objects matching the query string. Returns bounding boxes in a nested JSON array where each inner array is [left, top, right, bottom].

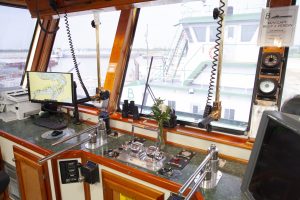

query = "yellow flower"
[[158, 103, 168, 113], [151, 98, 171, 124]]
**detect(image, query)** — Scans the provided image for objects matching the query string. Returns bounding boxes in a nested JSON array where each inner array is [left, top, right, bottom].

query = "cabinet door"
[[13, 146, 52, 200], [102, 170, 164, 200]]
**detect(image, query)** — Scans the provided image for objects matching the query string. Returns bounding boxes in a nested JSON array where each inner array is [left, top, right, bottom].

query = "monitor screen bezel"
[[241, 111, 300, 200], [27, 71, 74, 106]]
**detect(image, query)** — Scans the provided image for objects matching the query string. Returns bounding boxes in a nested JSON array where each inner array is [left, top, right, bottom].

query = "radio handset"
[[199, 0, 227, 132]]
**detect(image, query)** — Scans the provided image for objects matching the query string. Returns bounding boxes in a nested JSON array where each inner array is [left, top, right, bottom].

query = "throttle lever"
[[198, 116, 214, 128], [198, 116, 213, 132]]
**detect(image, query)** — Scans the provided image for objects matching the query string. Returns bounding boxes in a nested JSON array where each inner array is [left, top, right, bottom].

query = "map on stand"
[[28, 72, 73, 104]]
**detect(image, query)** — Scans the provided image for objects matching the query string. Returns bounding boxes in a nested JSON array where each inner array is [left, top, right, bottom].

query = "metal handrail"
[[38, 137, 91, 164], [185, 171, 208, 200], [38, 124, 100, 164], [52, 124, 98, 146], [178, 150, 213, 195], [168, 144, 220, 200]]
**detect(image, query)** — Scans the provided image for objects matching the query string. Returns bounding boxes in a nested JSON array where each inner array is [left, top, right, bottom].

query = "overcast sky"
[[1, 0, 298, 50], [0, 6, 36, 50], [53, 3, 187, 50]]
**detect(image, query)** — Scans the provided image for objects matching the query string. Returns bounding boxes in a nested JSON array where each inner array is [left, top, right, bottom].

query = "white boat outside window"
[[120, 0, 267, 133], [281, 1, 300, 108]]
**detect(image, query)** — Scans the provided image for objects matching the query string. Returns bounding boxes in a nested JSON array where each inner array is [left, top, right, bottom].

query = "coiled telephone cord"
[[64, 13, 90, 100], [203, 0, 225, 118]]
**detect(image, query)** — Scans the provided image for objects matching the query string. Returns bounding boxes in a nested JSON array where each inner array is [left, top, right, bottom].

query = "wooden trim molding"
[[30, 17, 59, 72], [104, 8, 139, 113], [1, 129, 212, 199], [269, 0, 292, 7], [110, 112, 253, 151], [63, 104, 100, 116], [0, 0, 26, 7], [102, 169, 164, 200], [85, 151, 203, 199], [24, 0, 190, 17], [86, 151, 181, 192], [51, 158, 62, 200], [51, 150, 87, 200], [166, 141, 248, 164], [0, 130, 52, 156], [110, 126, 248, 164], [81, 151, 92, 200]]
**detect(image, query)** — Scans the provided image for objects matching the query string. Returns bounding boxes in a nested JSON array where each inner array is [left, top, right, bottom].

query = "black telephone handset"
[[199, 0, 225, 132], [51, 130, 63, 137]]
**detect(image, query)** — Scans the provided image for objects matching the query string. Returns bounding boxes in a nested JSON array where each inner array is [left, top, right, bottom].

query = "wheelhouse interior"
[[0, 0, 299, 199]]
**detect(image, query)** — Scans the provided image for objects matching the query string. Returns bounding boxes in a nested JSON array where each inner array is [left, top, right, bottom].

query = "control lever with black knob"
[[198, 102, 221, 132]]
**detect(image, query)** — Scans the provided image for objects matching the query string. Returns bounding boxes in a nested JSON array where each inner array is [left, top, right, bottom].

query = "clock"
[[261, 52, 282, 75], [258, 78, 277, 98], [262, 52, 281, 68]]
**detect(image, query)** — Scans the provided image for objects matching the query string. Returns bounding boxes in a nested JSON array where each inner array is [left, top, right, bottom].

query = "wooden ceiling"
[[0, 0, 26, 7], [10, 0, 197, 18], [0, 0, 293, 17]]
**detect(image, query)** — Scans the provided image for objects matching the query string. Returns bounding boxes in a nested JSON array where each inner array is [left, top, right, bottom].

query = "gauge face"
[[181, 151, 192, 157], [259, 79, 277, 94], [262, 53, 281, 67]]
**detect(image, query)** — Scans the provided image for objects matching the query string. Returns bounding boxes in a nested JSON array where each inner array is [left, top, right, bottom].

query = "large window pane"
[[48, 11, 120, 97], [241, 24, 258, 42], [193, 26, 206, 42], [0, 6, 36, 89], [183, 27, 194, 43], [281, 1, 300, 107], [120, 0, 266, 132], [209, 26, 218, 42]]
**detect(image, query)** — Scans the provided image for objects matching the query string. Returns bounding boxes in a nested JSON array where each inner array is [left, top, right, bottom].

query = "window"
[[120, 0, 266, 133], [192, 105, 202, 114], [192, 105, 198, 114], [48, 11, 120, 97], [193, 26, 206, 42], [209, 26, 218, 42], [281, 1, 300, 107], [224, 109, 235, 120], [241, 24, 257, 42], [227, 26, 234, 39], [183, 27, 194, 43], [0, 6, 36, 89], [168, 100, 176, 110]]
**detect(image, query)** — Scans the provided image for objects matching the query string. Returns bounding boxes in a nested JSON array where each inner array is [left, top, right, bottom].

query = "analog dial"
[[259, 79, 277, 95], [262, 53, 281, 67]]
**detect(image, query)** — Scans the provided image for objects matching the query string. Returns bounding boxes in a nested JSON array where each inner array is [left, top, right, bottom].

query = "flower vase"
[[156, 122, 165, 150]]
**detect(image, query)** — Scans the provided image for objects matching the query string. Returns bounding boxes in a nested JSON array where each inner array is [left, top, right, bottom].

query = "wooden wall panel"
[[102, 170, 164, 200], [13, 146, 52, 200], [269, 0, 293, 7]]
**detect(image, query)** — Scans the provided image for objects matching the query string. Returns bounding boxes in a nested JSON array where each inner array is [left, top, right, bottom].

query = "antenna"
[[140, 56, 157, 114]]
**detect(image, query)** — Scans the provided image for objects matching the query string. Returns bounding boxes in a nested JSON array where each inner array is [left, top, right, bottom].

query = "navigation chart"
[[29, 73, 73, 104]]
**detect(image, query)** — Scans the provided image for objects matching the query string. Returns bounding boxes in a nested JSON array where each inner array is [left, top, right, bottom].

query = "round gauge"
[[262, 53, 281, 67], [258, 79, 277, 95], [181, 151, 192, 157]]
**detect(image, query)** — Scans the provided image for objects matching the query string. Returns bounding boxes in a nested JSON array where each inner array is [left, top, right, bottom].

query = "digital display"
[[249, 118, 300, 200], [27, 71, 73, 104]]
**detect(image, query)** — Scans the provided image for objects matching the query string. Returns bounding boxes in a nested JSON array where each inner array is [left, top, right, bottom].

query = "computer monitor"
[[241, 111, 300, 200], [27, 71, 74, 105]]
